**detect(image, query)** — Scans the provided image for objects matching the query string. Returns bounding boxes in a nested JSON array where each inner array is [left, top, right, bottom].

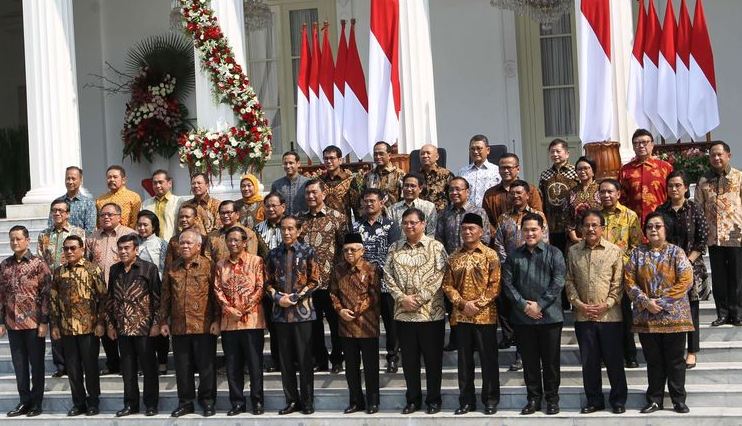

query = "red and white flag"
[[643, 0, 671, 137], [688, 0, 719, 137], [295, 25, 312, 156], [308, 24, 322, 158], [676, 0, 693, 138], [368, 0, 401, 146], [578, 0, 613, 143], [318, 24, 335, 153], [627, 0, 650, 130], [333, 20, 351, 155], [343, 19, 370, 158], [657, 0, 679, 139]]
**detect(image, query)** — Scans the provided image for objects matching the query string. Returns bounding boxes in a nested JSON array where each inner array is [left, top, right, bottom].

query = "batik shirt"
[[271, 174, 310, 215], [435, 202, 491, 254], [182, 194, 222, 234], [329, 259, 380, 338], [106, 258, 161, 336], [160, 254, 217, 335], [458, 160, 501, 207], [565, 181, 602, 233], [565, 239, 624, 322], [695, 165, 742, 247], [388, 198, 437, 237], [234, 200, 264, 230], [214, 252, 266, 331], [602, 203, 643, 263], [38, 224, 86, 270], [362, 165, 405, 207], [442, 242, 500, 326], [352, 216, 401, 293], [0, 252, 51, 330], [482, 182, 543, 229], [204, 225, 259, 262], [96, 186, 142, 229], [320, 169, 361, 223], [538, 163, 580, 234], [299, 206, 348, 288], [51, 259, 107, 336], [265, 242, 319, 323], [87, 224, 137, 284], [255, 219, 283, 260], [50, 193, 97, 235], [619, 156, 673, 226], [419, 165, 454, 212], [493, 207, 550, 263]]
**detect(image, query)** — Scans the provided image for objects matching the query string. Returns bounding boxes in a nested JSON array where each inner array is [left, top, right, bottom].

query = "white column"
[[398, 0, 439, 153], [609, 0, 638, 161], [21, 0, 82, 204]]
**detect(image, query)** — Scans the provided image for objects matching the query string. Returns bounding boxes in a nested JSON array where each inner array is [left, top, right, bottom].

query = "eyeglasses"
[[51, 208, 68, 213], [576, 167, 592, 172], [100, 212, 119, 218], [264, 203, 283, 209], [499, 166, 518, 171], [323, 156, 338, 161], [632, 139, 652, 146], [646, 224, 664, 230], [470, 146, 486, 152], [219, 210, 235, 216], [62, 246, 79, 252], [448, 187, 466, 193], [401, 220, 421, 227]]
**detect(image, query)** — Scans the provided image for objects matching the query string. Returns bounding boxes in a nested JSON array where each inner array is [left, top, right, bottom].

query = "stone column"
[[20, 0, 83, 205]]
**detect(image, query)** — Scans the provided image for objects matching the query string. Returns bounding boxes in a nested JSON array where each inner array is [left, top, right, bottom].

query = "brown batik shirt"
[[51, 259, 107, 336], [160, 254, 218, 335], [299, 205, 348, 288], [329, 259, 381, 338], [419, 164, 454, 212], [106, 258, 161, 336], [442, 242, 500, 326], [0, 252, 51, 330]]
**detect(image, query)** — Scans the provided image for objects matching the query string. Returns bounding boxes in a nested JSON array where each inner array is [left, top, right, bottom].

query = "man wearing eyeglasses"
[[388, 173, 437, 238], [458, 135, 501, 207], [362, 141, 405, 208], [203, 200, 259, 261], [320, 145, 361, 223]]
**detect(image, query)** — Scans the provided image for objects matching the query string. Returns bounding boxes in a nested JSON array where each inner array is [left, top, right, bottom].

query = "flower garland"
[[178, 0, 273, 176]]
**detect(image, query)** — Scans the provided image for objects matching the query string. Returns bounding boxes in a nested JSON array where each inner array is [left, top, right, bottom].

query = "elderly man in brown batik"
[[330, 233, 381, 415], [418, 143, 453, 212]]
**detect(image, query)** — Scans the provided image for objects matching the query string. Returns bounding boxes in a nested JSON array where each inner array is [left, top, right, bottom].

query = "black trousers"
[[275, 321, 314, 406], [456, 323, 500, 407], [396, 320, 444, 407], [513, 322, 562, 404], [153, 335, 169, 365], [574, 321, 627, 408], [341, 337, 380, 407], [688, 300, 701, 353], [444, 298, 457, 347], [621, 294, 637, 360], [262, 296, 280, 367], [222, 329, 264, 407], [311, 289, 343, 367], [118, 335, 158, 409], [171, 333, 217, 407], [51, 338, 65, 372], [7, 329, 45, 406], [638, 332, 687, 405], [100, 334, 120, 372], [62, 333, 100, 408], [380, 293, 399, 363], [709, 246, 742, 319], [550, 233, 571, 310]]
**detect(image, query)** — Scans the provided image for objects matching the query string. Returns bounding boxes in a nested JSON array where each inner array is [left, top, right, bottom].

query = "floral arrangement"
[[657, 147, 711, 185], [177, 0, 273, 176]]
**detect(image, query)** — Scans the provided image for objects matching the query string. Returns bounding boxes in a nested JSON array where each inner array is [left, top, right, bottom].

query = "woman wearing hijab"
[[234, 173, 265, 229]]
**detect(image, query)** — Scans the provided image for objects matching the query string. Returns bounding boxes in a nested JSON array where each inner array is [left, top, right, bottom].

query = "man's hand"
[[94, 324, 105, 338], [339, 309, 356, 322], [400, 295, 421, 312], [209, 321, 220, 336], [646, 299, 663, 315], [592, 303, 609, 319], [160, 324, 170, 337], [107, 327, 117, 341], [149, 324, 160, 337], [576, 303, 590, 317], [462, 301, 480, 317], [277, 293, 297, 308], [51, 327, 60, 340], [524, 301, 543, 320], [0, 325, 6, 338], [37, 324, 48, 338]]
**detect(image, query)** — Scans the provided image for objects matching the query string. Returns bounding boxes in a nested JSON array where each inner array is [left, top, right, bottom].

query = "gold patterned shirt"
[[37, 223, 86, 270], [214, 252, 266, 331], [565, 239, 624, 322], [329, 259, 381, 338], [299, 206, 348, 288], [695, 165, 742, 247], [419, 165, 454, 212], [234, 199, 265, 230], [602, 203, 643, 263], [442, 242, 500, 326], [182, 194, 222, 234], [320, 169, 361, 223], [160, 255, 218, 335], [388, 198, 438, 238], [362, 165, 405, 207], [51, 259, 107, 336], [204, 225, 259, 262], [87, 224, 137, 284], [96, 186, 142, 229], [538, 163, 580, 233]]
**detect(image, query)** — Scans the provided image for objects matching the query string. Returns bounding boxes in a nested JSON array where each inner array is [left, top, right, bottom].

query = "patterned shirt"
[[565, 181, 602, 233], [482, 182, 543, 229], [695, 165, 742, 247], [538, 163, 580, 233], [329, 259, 380, 338], [51, 259, 107, 336], [501, 242, 566, 325], [352, 216, 401, 293], [383, 236, 448, 322], [96, 186, 142, 229], [141, 192, 183, 241], [255, 219, 283, 259], [182, 194, 222, 234], [138, 234, 168, 278], [234, 199, 265, 230], [38, 224, 86, 270], [271, 174, 310, 215], [624, 243, 694, 333], [204, 225, 259, 262], [419, 165, 454, 212], [50, 193, 97, 235], [362, 165, 405, 207], [565, 239, 624, 323], [458, 160, 502, 207], [299, 206, 348, 288], [0, 252, 51, 329], [265, 242, 319, 323], [442, 242, 500, 326], [388, 198, 437, 238], [320, 169, 361, 223], [87, 224, 137, 284], [435, 202, 491, 254], [160, 254, 217, 335], [163, 226, 206, 271], [214, 252, 266, 331], [493, 207, 550, 263], [619, 156, 673, 226], [106, 259, 161, 336], [602, 203, 643, 263]]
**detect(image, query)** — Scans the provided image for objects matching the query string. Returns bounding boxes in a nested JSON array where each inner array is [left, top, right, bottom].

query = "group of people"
[[0, 131, 740, 418]]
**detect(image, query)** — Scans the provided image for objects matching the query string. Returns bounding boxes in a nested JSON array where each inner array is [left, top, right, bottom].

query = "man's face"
[[522, 219, 544, 248], [190, 175, 208, 197], [419, 145, 439, 168], [509, 185, 529, 209], [264, 196, 285, 221], [401, 214, 425, 240], [240, 179, 256, 200], [219, 204, 238, 227], [100, 206, 121, 230], [63, 240, 84, 265], [323, 150, 341, 172], [599, 183, 620, 208], [179, 233, 201, 260], [117, 241, 138, 265], [582, 215, 604, 246], [226, 231, 246, 257], [373, 144, 390, 167], [632, 134, 654, 158], [65, 169, 82, 193], [152, 173, 172, 197], [448, 179, 469, 206], [280, 218, 300, 246], [178, 208, 196, 230], [282, 154, 300, 177], [549, 144, 569, 165], [499, 157, 520, 183], [710, 144, 731, 170], [362, 194, 382, 216], [469, 140, 490, 165], [106, 169, 126, 192], [342, 243, 364, 264], [402, 177, 422, 202], [460, 223, 483, 245], [305, 183, 325, 209], [9, 230, 29, 255], [51, 202, 69, 227]]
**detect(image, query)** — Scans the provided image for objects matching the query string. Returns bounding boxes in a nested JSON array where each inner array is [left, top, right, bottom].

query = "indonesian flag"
[[308, 24, 322, 158], [676, 0, 693, 139], [343, 19, 370, 158], [333, 21, 352, 156], [688, 0, 720, 137], [657, 0, 679, 139], [643, 0, 671, 137], [578, 0, 613, 143], [295, 25, 312, 156], [368, 0, 401, 145], [318, 24, 335, 153], [627, 0, 650, 130]]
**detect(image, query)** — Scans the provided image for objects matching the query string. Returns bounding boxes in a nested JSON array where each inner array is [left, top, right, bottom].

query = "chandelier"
[[490, 0, 573, 25], [169, 0, 273, 32]]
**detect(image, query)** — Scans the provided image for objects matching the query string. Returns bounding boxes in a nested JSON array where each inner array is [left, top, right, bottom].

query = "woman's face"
[[575, 161, 594, 183], [645, 217, 666, 246], [667, 176, 686, 202], [241, 179, 256, 199], [137, 217, 154, 238]]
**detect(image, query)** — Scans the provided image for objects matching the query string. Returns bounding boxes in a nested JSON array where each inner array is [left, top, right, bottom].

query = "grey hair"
[[179, 229, 203, 245]]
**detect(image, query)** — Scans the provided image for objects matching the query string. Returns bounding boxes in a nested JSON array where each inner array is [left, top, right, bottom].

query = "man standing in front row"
[[501, 213, 565, 416], [442, 213, 501, 416]]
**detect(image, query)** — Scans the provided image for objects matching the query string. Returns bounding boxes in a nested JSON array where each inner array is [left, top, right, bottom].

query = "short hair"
[[179, 204, 197, 216], [711, 141, 731, 153], [65, 166, 83, 176], [402, 172, 426, 188], [644, 211, 674, 236], [264, 191, 285, 205], [361, 187, 385, 200], [9, 225, 28, 238], [373, 141, 391, 152], [632, 128, 654, 142], [190, 172, 208, 183], [581, 209, 606, 227], [117, 233, 140, 248], [219, 200, 236, 211], [499, 153, 520, 165], [402, 207, 426, 223], [509, 179, 530, 193], [548, 138, 569, 151], [51, 199, 70, 212], [106, 165, 126, 177], [469, 134, 489, 146], [282, 150, 301, 162], [137, 210, 161, 237], [152, 169, 171, 180], [100, 202, 122, 214], [667, 169, 690, 190], [323, 145, 342, 158], [280, 214, 302, 228], [305, 178, 327, 192], [179, 229, 203, 244], [520, 212, 544, 228], [599, 178, 622, 192], [63, 235, 84, 248], [449, 176, 470, 189], [225, 226, 248, 241], [575, 156, 598, 174]]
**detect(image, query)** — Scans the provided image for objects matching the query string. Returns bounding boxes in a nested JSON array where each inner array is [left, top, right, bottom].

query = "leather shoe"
[[674, 402, 690, 413], [455, 404, 474, 415], [580, 405, 604, 414], [546, 402, 560, 415], [99, 368, 119, 376], [227, 405, 245, 416], [509, 359, 523, 371], [116, 405, 139, 417], [302, 405, 314, 415], [443, 343, 457, 352], [203, 405, 216, 417], [171, 403, 194, 417], [145, 407, 158, 416], [344, 404, 363, 414], [7, 403, 30, 417], [730, 317, 742, 326], [426, 403, 441, 414], [521, 400, 540, 415], [386, 361, 398, 373], [331, 363, 344, 374], [86, 406, 99, 416], [640, 402, 662, 413], [625, 358, 640, 368], [484, 404, 497, 415], [711, 317, 728, 327], [252, 402, 264, 415], [26, 406, 42, 417], [612, 405, 626, 414], [279, 402, 300, 415], [67, 406, 86, 417], [401, 403, 419, 414], [366, 405, 378, 414], [51, 370, 66, 378]]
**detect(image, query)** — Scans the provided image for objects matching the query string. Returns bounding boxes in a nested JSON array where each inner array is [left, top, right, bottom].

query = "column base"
[[21, 185, 67, 205]]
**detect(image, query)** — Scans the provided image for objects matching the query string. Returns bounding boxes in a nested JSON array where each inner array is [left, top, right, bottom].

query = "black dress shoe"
[[730, 318, 742, 326], [67, 406, 86, 417], [454, 404, 474, 415], [612, 405, 626, 414], [443, 343, 457, 352], [580, 405, 604, 414], [711, 317, 728, 326], [86, 406, 99, 416], [331, 363, 344, 374], [158, 369, 167, 376], [26, 406, 42, 417], [51, 370, 66, 378], [640, 402, 662, 413], [227, 405, 245, 416], [546, 402, 560, 415], [116, 406, 139, 417], [673, 402, 690, 413], [145, 407, 158, 416], [171, 403, 194, 417], [99, 368, 119, 376], [302, 405, 314, 415], [344, 404, 363, 414], [7, 403, 30, 417], [625, 358, 640, 368], [426, 403, 441, 414], [386, 361, 398, 373], [484, 404, 497, 415], [203, 405, 216, 417], [252, 402, 264, 415], [366, 405, 378, 414], [509, 359, 523, 371], [279, 402, 300, 415], [401, 403, 419, 414], [521, 400, 540, 415]]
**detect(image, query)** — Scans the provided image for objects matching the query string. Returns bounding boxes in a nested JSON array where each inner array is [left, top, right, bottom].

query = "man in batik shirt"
[[204, 200, 259, 261], [436, 176, 491, 254], [182, 173, 222, 234], [483, 153, 543, 230], [362, 141, 405, 208], [388, 173, 437, 237], [538, 139, 579, 254], [95, 165, 141, 228], [165, 204, 206, 269], [49, 166, 96, 235], [418, 143, 453, 212], [320, 145, 361, 223]]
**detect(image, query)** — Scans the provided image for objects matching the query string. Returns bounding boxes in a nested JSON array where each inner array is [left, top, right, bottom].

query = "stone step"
[[0, 218, 48, 234]]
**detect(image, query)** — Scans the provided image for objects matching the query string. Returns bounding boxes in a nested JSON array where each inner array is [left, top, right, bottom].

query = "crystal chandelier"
[[168, 0, 273, 32], [490, 0, 573, 24]]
